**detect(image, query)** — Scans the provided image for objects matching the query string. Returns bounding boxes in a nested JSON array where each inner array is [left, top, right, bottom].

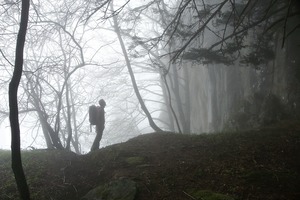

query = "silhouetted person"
[[91, 99, 106, 151]]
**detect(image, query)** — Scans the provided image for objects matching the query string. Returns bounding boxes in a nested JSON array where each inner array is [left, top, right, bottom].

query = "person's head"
[[99, 99, 106, 107]]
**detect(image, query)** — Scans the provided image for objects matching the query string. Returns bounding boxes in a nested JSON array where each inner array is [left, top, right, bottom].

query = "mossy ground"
[[1, 120, 300, 200]]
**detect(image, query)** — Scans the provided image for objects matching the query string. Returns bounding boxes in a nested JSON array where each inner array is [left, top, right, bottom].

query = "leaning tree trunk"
[[26, 79, 54, 149], [111, 2, 162, 132], [8, 0, 30, 199], [70, 87, 80, 153], [65, 80, 73, 151]]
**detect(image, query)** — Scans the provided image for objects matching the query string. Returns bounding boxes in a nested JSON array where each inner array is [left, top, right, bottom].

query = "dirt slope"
[[0, 121, 300, 200]]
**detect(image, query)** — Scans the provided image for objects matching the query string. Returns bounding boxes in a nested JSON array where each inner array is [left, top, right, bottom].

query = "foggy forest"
[[0, 0, 300, 199]]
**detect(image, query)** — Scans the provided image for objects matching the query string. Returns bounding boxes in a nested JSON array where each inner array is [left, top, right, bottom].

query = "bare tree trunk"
[[70, 87, 80, 154], [25, 79, 54, 149], [9, 0, 30, 199], [46, 122, 64, 149], [111, 2, 162, 132], [24, 77, 58, 149], [38, 113, 54, 149], [162, 74, 182, 133], [65, 81, 73, 151]]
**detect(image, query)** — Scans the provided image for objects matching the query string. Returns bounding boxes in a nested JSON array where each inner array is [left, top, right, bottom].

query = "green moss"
[[242, 170, 300, 188], [188, 190, 235, 200], [125, 156, 145, 165], [82, 185, 108, 200], [0, 150, 11, 165], [82, 179, 137, 200], [195, 168, 205, 177]]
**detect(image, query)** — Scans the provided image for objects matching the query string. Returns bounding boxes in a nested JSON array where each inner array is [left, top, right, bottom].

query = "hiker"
[[90, 99, 106, 151]]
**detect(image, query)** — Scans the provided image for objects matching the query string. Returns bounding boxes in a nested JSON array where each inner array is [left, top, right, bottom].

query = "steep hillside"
[[1, 121, 300, 200]]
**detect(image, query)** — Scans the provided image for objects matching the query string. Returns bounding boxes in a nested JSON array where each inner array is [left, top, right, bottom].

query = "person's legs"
[[90, 125, 104, 151]]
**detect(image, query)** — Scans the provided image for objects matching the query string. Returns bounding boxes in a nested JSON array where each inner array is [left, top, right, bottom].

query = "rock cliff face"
[[157, 0, 300, 133], [165, 30, 300, 133]]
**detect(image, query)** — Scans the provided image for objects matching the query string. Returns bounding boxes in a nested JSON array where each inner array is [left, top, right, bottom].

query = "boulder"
[[82, 179, 137, 200]]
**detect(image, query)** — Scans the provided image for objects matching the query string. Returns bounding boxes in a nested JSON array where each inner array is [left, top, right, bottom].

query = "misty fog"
[[0, 0, 299, 154]]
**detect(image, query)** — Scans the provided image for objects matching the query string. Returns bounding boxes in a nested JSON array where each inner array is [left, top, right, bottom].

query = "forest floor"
[[0, 120, 300, 200]]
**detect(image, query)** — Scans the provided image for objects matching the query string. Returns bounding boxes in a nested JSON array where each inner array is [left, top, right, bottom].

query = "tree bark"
[[9, 0, 30, 199], [65, 80, 73, 151]]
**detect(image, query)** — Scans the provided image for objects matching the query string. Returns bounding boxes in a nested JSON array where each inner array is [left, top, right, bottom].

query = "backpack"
[[89, 105, 98, 125]]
